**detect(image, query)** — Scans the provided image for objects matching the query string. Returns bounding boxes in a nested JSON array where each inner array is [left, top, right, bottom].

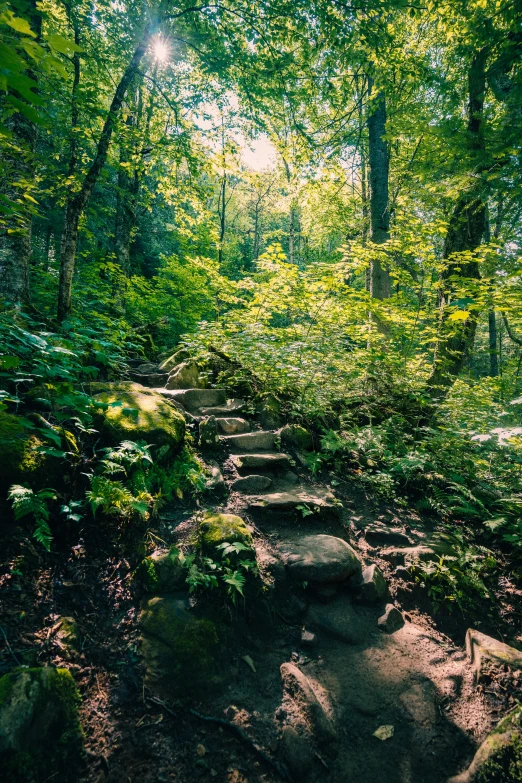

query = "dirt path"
[[131, 384, 499, 783]]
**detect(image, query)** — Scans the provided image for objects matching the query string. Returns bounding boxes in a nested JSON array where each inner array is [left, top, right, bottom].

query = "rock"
[[53, 616, 80, 657], [230, 474, 272, 493], [222, 431, 277, 451], [308, 598, 366, 645], [378, 603, 405, 633], [216, 417, 250, 435], [199, 416, 220, 448], [166, 361, 205, 390], [137, 362, 159, 374], [205, 462, 227, 494], [0, 667, 83, 781], [0, 411, 56, 493], [256, 396, 283, 428], [399, 680, 437, 727], [231, 453, 292, 472], [284, 534, 362, 583], [364, 525, 413, 547], [448, 706, 522, 783], [172, 388, 226, 413], [199, 512, 253, 553], [249, 489, 339, 516], [136, 548, 185, 592], [129, 371, 168, 388], [280, 424, 313, 451], [93, 386, 185, 451], [280, 725, 315, 779], [353, 564, 388, 603], [285, 595, 307, 622], [312, 585, 338, 603], [201, 399, 246, 416], [280, 662, 337, 744], [301, 630, 317, 648], [466, 629, 522, 682], [139, 595, 219, 693], [159, 348, 190, 372]]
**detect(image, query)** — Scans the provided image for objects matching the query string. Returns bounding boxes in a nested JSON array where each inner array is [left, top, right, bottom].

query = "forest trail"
[[131, 373, 497, 783]]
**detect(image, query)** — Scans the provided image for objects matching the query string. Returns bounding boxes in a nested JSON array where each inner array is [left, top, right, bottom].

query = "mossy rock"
[[280, 424, 313, 451], [199, 512, 253, 554], [139, 595, 220, 693], [0, 666, 83, 782], [135, 548, 186, 593], [53, 617, 80, 658], [92, 386, 185, 452], [449, 707, 522, 782], [0, 412, 53, 493], [88, 381, 156, 396]]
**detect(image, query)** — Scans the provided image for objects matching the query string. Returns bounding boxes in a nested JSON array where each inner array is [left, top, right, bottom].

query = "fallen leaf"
[[196, 743, 206, 757], [227, 772, 248, 783], [241, 655, 256, 673], [373, 724, 394, 740]]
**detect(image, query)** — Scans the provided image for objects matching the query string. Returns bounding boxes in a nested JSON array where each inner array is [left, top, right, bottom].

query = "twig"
[[148, 697, 291, 781], [190, 708, 292, 782], [0, 624, 21, 666], [275, 610, 301, 628], [315, 750, 330, 770]]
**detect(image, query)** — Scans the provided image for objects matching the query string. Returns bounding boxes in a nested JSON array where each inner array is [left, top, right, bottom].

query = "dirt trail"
[[140, 384, 496, 783]]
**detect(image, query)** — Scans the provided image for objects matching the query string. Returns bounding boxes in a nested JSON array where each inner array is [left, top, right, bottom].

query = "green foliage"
[[171, 539, 258, 606], [411, 529, 498, 614], [7, 484, 56, 550]]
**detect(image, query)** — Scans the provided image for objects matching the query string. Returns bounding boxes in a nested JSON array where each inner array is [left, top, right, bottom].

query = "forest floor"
[[1, 384, 522, 783]]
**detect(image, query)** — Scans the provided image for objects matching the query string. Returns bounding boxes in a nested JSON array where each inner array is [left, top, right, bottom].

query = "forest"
[[1, 0, 522, 781]]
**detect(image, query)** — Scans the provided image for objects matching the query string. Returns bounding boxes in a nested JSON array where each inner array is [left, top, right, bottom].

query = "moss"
[[93, 387, 185, 451], [475, 736, 522, 782], [0, 412, 49, 492], [139, 596, 219, 693], [0, 667, 83, 782], [199, 512, 253, 553], [280, 424, 313, 451]]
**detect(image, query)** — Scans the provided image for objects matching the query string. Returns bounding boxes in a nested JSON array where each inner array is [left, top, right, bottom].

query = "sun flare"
[[153, 38, 169, 63]]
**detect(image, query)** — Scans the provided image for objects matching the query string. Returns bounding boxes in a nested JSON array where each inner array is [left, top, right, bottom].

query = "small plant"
[[171, 541, 258, 605], [8, 484, 57, 551]]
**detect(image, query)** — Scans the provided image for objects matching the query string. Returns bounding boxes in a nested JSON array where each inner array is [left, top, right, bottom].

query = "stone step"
[[247, 487, 340, 515], [215, 417, 250, 435], [230, 474, 273, 493], [222, 430, 276, 451], [230, 453, 292, 473], [154, 388, 226, 413], [201, 399, 246, 416], [130, 371, 168, 387]]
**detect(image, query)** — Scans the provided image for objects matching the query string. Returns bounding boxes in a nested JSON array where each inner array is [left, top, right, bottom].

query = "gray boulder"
[[378, 603, 405, 633], [353, 564, 388, 603], [166, 361, 205, 390], [284, 534, 362, 583], [230, 474, 272, 493], [280, 424, 313, 451]]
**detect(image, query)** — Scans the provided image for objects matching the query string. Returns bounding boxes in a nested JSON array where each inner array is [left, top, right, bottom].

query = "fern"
[[8, 485, 56, 551]]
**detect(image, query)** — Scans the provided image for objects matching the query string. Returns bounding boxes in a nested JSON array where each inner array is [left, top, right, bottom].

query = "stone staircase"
[[137, 365, 511, 783]]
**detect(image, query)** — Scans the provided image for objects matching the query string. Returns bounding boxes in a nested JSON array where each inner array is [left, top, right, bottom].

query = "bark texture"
[[57, 22, 154, 322], [367, 76, 391, 299], [430, 50, 488, 389], [0, 0, 41, 305]]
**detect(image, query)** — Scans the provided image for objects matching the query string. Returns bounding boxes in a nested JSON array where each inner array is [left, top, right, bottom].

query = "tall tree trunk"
[[367, 76, 391, 299], [218, 172, 226, 267], [0, 0, 41, 305], [430, 49, 488, 389], [115, 82, 142, 276], [57, 21, 154, 322], [283, 158, 298, 264]]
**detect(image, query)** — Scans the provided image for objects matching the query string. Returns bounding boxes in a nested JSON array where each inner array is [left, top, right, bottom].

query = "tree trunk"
[[488, 311, 499, 376], [0, 0, 41, 305], [367, 76, 391, 299], [430, 49, 488, 390], [115, 82, 142, 276], [57, 21, 154, 322], [218, 172, 226, 267]]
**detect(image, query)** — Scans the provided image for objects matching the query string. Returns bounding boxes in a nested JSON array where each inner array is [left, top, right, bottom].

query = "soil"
[[1, 398, 522, 783]]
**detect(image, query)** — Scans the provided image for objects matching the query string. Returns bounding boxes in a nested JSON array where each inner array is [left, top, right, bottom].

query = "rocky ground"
[[1, 359, 522, 782]]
